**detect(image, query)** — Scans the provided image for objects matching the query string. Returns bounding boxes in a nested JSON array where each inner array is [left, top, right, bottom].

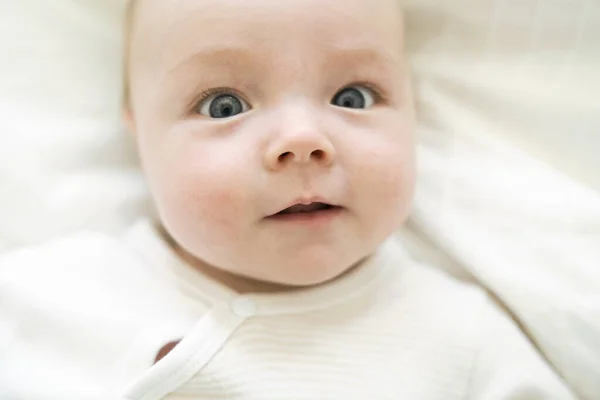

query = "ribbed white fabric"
[[0, 220, 575, 399]]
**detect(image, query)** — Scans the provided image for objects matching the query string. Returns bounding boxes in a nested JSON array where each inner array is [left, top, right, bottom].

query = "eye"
[[197, 91, 250, 119], [332, 86, 375, 109]]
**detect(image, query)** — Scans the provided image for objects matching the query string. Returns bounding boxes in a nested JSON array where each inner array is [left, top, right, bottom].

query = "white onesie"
[[0, 220, 575, 399]]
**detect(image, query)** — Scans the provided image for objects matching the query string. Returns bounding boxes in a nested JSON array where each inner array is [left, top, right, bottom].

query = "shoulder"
[[0, 230, 123, 279], [0, 223, 164, 322], [377, 238, 491, 350], [380, 242, 575, 398], [0, 229, 142, 290], [381, 237, 490, 316], [0, 224, 180, 399]]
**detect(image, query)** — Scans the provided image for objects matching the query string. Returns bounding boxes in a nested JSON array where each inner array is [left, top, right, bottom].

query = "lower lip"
[[266, 207, 344, 225]]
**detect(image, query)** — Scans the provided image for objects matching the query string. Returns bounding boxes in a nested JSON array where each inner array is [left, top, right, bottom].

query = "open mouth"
[[272, 202, 340, 217]]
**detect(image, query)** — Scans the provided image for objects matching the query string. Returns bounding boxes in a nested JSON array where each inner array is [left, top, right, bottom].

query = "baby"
[[0, 0, 576, 399]]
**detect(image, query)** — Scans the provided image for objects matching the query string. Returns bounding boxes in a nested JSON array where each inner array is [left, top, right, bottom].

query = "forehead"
[[129, 0, 404, 70]]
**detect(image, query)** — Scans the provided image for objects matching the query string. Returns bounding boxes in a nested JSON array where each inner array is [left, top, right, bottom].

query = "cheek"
[[146, 140, 256, 240], [367, 148, 415, 209], [350, 127, 416, 224]]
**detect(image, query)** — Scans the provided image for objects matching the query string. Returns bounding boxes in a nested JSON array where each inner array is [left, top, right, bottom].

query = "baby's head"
[[124, 0, 415, 289]]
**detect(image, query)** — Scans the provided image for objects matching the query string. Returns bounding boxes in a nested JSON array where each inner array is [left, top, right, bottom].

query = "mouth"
[[277, 202, 336, 215], [267, 201, 343, 221]]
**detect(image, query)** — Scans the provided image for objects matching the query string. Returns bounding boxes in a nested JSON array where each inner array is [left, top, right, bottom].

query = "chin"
[[287, 271, 342, 287], [262, 255, 358, 288]]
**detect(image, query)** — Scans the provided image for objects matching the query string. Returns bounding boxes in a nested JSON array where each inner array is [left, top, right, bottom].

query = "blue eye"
[[197, 92, 250, 119], [332, 86, 375, 109]]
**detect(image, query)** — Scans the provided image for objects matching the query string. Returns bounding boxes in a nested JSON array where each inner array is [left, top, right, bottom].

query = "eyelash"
[[189, 81, 387, 114], [193, 87, 246, 107], [339, 81, 387, 104]]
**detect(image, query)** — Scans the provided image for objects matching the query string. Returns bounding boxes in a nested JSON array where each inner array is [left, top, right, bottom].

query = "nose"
[[263, 111, 336, 171]]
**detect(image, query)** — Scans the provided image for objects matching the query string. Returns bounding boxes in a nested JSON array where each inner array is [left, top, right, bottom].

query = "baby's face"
[[126, 0, 415, 286]]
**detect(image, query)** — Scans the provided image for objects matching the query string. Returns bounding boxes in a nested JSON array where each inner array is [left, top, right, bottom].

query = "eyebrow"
[[166, 44, 399, 76], [166, 47, 260, 76], [321, 45, 400, 71]]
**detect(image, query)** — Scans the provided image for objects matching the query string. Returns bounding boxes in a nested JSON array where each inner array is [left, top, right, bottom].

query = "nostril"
[[275, 149, 330, 166], [278, 152, 293, 163], [311, 149, 325, 160]]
